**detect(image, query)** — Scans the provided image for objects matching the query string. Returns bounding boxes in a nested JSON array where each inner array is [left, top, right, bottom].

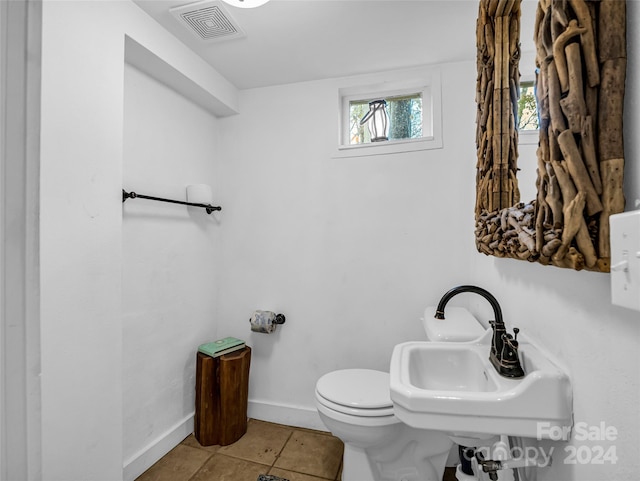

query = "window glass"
[[517, 81, 539, 131], [349, 93, 422, 145]]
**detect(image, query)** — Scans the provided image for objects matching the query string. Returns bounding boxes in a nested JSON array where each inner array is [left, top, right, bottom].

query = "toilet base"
[[342, 444, 377, 481], [340, 425, 452, 481]]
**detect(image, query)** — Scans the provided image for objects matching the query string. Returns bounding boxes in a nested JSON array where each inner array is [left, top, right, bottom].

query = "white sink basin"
[[390, 331, 573, 439]]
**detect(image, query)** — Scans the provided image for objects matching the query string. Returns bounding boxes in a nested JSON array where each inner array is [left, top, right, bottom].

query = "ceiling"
[[132, 0, 538, 90]]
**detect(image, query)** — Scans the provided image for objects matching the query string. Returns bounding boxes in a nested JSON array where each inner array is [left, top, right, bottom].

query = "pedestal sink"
[[390, 330, 573, 440]]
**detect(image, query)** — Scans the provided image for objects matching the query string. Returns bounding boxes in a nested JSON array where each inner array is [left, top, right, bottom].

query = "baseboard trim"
[[123, 412, 194, 481], [248, 398, 326, 432]]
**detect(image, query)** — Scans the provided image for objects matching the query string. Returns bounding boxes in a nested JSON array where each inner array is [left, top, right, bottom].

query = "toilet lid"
[[316, 369, 393, 411]]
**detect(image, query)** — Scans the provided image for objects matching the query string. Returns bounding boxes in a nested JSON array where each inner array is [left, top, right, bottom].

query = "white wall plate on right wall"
[[610, 209, 640, 311]]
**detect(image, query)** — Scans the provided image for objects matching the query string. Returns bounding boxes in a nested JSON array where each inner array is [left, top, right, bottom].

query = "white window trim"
[[333, 66, 442, 158], [519, 129, 539, 145]]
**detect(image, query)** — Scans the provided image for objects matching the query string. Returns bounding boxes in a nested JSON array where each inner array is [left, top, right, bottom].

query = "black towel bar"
[[122, 189, 221, 214]]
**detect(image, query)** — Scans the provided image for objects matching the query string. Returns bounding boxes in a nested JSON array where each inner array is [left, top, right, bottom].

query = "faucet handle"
[[505, 328, 520, 346], [502, 328, 520, 342]]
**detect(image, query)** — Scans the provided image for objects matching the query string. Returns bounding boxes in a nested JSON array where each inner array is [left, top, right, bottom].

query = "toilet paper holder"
[[249, 311, 286, 333]]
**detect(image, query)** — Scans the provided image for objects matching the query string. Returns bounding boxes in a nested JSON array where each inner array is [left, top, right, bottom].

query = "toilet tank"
[[422, 306, 485, 342]]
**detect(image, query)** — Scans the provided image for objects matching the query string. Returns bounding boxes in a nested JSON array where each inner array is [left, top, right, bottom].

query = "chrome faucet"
[[435, 285, 524, 378]]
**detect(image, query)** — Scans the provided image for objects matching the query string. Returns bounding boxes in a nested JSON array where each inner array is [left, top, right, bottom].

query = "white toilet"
[[315, 307, 485, 481]]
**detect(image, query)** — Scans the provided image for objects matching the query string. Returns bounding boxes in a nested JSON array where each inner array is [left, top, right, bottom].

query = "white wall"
[[121, 64, 221, 479], [38, 1, 236, 479], [40, 2, 126, 478], [216, 62, 478, 427]]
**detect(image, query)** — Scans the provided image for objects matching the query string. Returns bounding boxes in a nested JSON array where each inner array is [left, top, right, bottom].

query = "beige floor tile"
[[273, 430, 343, 479], [268, 467, 333, 481], [181, 434, 222, 454], [217, 418, 293, 465], [135, 444, 212, 481], [190, 453, 270, 481]]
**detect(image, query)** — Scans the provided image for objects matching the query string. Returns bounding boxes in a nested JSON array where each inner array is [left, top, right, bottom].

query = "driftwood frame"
[[474, 0, 626, 272]]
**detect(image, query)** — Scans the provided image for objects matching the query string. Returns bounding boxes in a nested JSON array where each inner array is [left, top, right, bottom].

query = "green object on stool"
[[198, 337, 245, 357]]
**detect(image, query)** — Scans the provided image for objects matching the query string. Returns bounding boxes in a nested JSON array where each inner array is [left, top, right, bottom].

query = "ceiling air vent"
[[170, 1, 246, 42]]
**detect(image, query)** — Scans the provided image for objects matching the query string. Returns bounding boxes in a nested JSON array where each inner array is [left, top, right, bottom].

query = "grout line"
[[272, 429, 294, 467], [187, 451, 274, 481], [182, 442, 219, 453], [185, 451, 216, 481]]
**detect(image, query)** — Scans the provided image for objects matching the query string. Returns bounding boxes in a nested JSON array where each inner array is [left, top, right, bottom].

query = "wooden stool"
[[194, 346, 251, 446]]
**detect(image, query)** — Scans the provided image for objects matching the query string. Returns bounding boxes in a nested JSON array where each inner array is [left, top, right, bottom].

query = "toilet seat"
[[315, 369, 394, 417]]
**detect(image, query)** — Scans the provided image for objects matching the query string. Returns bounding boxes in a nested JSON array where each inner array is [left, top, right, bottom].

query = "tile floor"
[[136, 418, 458, 481], [136, 419, 344, 481]]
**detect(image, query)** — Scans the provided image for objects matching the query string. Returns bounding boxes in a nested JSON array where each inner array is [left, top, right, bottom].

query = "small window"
[[517, 80, 539, 131], [334, 67, 442, 158], [349, 93, 423, 145]]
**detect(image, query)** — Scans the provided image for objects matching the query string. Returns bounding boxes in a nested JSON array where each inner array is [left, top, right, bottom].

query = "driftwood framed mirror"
[[474, 0, 626, 272]]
